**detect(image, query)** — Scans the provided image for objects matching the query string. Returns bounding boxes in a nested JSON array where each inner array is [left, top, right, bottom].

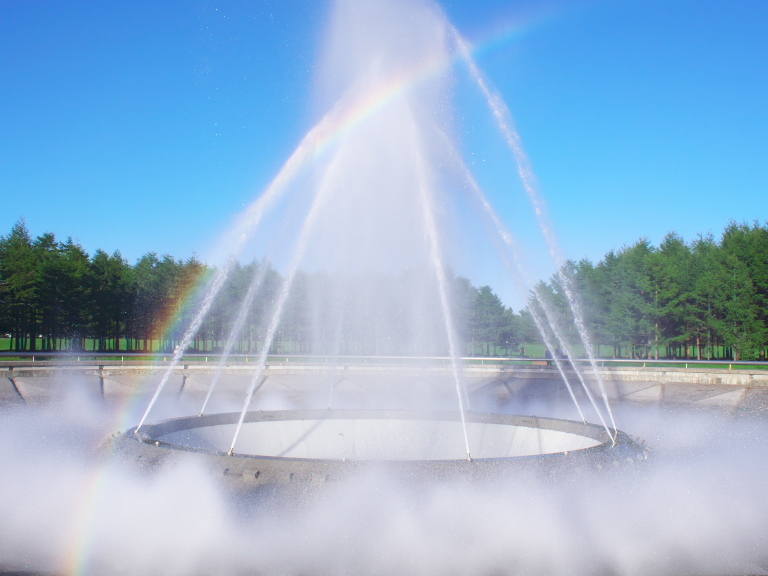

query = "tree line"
[[535, 221, 768, 360], [1, 219, 766, 359], [0, 219, 527, 355]]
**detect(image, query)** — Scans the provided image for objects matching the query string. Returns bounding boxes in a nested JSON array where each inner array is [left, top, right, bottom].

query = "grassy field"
[[0, 338, 764, 368]]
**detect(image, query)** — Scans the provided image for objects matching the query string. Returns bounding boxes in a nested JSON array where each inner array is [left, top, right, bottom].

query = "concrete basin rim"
[[126, 409, 635, 463]]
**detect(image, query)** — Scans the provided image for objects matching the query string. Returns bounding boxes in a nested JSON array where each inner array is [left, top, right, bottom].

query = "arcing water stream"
[[138, 0, 619, 458], [228, 150, 348, 455], [408, 106, 472, 460], [451, 26, 618, 432], [199, 259, 271, 416], [434, 125, 611, 436]]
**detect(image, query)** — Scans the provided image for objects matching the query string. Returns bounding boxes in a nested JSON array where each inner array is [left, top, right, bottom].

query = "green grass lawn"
[[0, 337, 764, 368]]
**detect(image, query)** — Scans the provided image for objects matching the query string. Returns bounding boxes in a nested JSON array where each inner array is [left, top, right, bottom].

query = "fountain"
[[109, 0, 648, 484], [9, 3, 768, 575], [117, 410, 647, 488]]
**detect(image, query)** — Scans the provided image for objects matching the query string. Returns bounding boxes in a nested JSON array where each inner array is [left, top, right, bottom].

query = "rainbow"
[[58, 13, 553, 575], [59, 266, 215, 576]]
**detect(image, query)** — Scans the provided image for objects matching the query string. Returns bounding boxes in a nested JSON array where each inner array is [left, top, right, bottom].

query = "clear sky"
[[2, 0, 767, 306]]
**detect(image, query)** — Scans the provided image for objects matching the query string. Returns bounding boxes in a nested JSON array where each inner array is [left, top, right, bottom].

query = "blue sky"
[[2, 0, 766, 306]]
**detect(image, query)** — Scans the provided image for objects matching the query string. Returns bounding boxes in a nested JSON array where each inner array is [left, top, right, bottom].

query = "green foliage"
[[2, 218, 767, 359], [0, 220, 522, 355], [534, 221, 768, 360], [0, 221, 209, 352]]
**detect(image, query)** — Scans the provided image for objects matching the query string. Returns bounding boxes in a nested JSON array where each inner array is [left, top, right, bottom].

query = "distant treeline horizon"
[[0, 219, 766, 360]]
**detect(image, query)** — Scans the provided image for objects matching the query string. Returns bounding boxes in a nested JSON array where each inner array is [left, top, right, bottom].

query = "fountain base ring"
[[113, 410, 648, 486]]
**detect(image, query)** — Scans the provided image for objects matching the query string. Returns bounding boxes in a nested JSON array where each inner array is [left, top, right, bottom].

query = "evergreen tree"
[[0, 220, 36, 351]]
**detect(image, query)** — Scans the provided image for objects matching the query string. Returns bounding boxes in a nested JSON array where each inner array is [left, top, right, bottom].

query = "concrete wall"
[[2, 360, 767, 414]]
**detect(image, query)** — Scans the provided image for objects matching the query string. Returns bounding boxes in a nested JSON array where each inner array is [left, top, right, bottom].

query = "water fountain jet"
[[126, 0, 644, 486]]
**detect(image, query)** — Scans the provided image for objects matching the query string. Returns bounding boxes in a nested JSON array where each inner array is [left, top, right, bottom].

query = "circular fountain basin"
[[117, 410, 647, 485]]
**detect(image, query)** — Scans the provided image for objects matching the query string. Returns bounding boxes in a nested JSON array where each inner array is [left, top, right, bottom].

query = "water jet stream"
[[445, 151, 616, 443], [408, 106, 472, 461], [327, 281, 349, 409], [530, 289, 615, 439], [136, 261, 233, 432], [222, 98, 350, 257], [136, 99, 350, 431], [434, 126, 592, 425], [199, 260, 271, 415], [228, 149, 346, 455], [451, 28, 617, 431], [529, 294, 618, 440], [443, 131, 614, 439]]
